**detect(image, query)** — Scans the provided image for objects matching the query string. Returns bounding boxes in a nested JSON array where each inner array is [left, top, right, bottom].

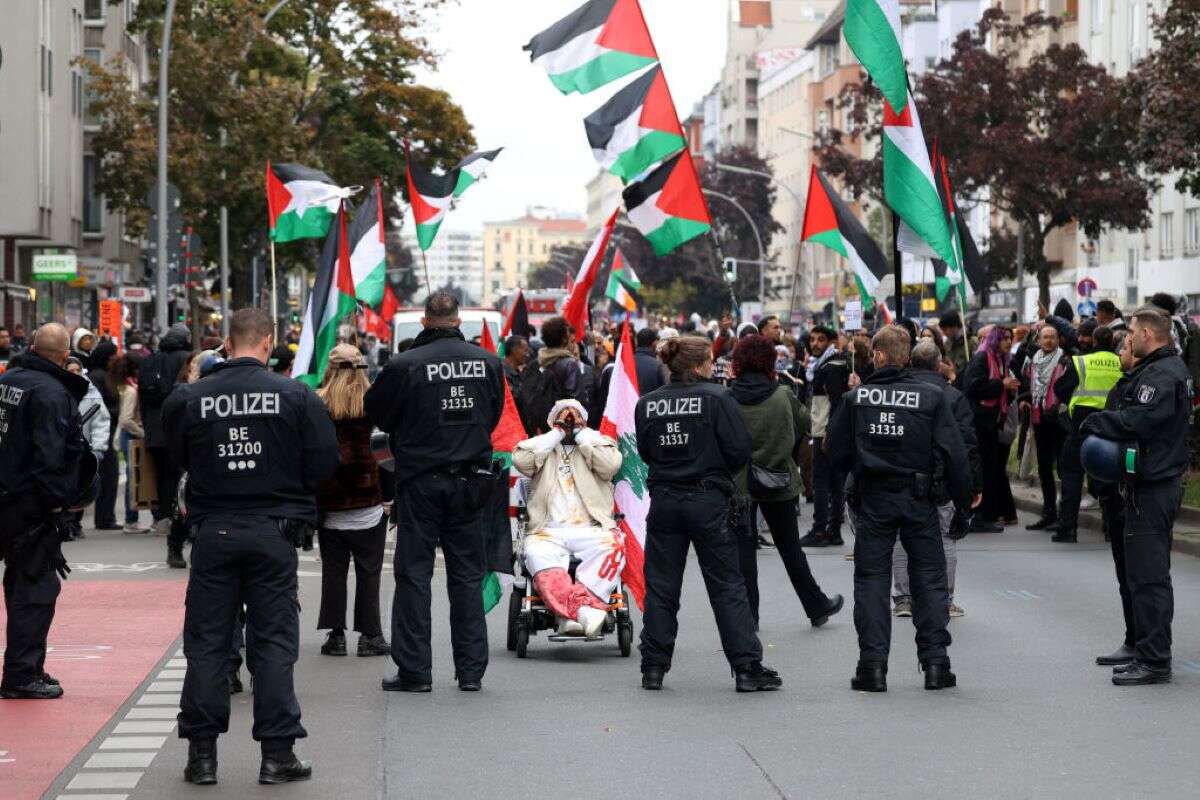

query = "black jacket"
[[138, 326, 192, 447], [163, 358, 339, 523], [0, 352, 91, 508], [1080, 346, 1193, 485], [633, 347, 667, 395], [910, 368, 981, 496], [635, 379, 752, 493], [826, 366, 971, 509], [364, 327, 504, 484], [962, 350, 1010, 427]]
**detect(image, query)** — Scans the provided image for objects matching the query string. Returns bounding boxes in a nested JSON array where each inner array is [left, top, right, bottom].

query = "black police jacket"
[[634, 379, 752, 492], [910, 369, 982, 496], [1080, 346, 1193, 485], [0, 352, 90, 509], [825, 366, 972, 509], [162, 357, 340, 523], [364, 327, 504, 484]]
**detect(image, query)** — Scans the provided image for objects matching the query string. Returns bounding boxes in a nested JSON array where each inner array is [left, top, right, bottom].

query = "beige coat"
[[512, 428, 622, 534]]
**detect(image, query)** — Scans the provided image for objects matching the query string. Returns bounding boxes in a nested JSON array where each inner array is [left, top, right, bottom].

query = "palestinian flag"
[[524, 0, 658, 95], [266, 162, 341, 243], [562, 207, 619, 342], [599, 324, 647, 609], [294, 205, 357, 388], [347, 178, 387, 307], [622, 151, 711, 256], [605, 249, 641, 312], [844, 0, 908, 115], [585, 64, 685, 182], [801, 166, 890, 307], [405, 146, 503, 251], [478, 323, 528, 613]]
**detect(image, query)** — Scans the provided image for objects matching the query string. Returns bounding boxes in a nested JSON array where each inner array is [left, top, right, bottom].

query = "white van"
[[391, 308, 502, 351]]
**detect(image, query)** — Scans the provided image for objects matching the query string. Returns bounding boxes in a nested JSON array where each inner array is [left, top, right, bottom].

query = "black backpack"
[[518, 359, 595, 435]]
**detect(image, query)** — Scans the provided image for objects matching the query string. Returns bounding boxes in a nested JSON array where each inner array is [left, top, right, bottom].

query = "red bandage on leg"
[[532, 569, 608, 621]]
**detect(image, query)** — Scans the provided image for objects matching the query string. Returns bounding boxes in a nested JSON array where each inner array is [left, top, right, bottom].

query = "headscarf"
[[977, 326, 1010, 416], [547, 398, 587, 430]]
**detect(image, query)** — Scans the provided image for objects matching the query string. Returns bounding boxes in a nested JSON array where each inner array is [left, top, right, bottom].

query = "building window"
[[84, 0, 104, 21], [1159, 212, 1174, 258], [83, 47, 102, 125], [1126, 247, 1137, 283], [83, 154, 103, 233], [1184, 208, 1199, 256]]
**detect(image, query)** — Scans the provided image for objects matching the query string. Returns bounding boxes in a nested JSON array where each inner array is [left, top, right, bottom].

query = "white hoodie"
[[79, 378, 111, 454]]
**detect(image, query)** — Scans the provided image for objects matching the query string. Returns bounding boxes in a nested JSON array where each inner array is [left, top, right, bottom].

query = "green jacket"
[[731, 375, 808, 502]]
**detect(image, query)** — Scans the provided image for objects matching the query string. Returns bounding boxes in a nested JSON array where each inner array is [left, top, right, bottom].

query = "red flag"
[[380, 284, 399, 318], [561, 207, 618, 343], [479, 322, 527, 453]]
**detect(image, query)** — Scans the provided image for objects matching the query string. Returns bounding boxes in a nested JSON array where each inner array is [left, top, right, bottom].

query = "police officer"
[[826, 326, 973, 692], [0, 324, 90, 700], [1052, 326, 1122, 543], [163, 308, 339, 785], [364, 291, 503, 693], [634, 335, 781, 692], [1081, 306, 1194, 686]]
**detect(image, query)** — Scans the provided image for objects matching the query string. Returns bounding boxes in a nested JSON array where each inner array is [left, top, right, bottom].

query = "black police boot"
[[1112, 661, 1171, 686], [458, 677, 482, 692], [1050, 526, 1077, 543], [968, 516, 1003, 534], [0, 677, 64, 700], [733, 662, 782, 692], [41, 672, 61, 686], [922, 661, 957, 690], [1095, 643, 1136, 666], [357, 634, 389, 657], [381, 672, 431, 692], [184, 738, 217, 785], [258, 743, 312, 785], [825, 528, 844, 547], [811, 594, 844, 628], [641, 664, 665, 690], [850, 661, 887, 692], [1026, 515, 1057, 531], [167, 543, 187, 569], [798, 529, 827, 547], [320, 630, 347, 656]]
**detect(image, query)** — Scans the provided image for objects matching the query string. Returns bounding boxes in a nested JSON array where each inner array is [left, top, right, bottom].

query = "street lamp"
[[702, 189, 766, 307], [154, 0, 178, 335]]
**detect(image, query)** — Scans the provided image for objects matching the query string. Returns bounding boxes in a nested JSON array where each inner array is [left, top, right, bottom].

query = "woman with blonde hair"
[[315, 344, 389, 657]]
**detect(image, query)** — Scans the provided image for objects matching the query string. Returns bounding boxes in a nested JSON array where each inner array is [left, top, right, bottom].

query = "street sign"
[[119, 286, 153, 303], [1077, 299, 1097, 317], [32, 252, 78, 281], [1076, 277, 1097, 297], [843, 300, 863, 331]]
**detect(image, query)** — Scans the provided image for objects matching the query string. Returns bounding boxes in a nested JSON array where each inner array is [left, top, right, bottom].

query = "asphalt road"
[[27, 503, 1200, 799]]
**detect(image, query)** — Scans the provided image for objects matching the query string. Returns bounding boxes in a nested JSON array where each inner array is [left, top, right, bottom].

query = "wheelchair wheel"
[[515, 618, 530, 659], [506, 585, 525, 652], [617, 620, 633, 657]]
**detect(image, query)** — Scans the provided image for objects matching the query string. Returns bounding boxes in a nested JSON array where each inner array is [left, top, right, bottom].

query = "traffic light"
[[723, 258, 738, 284]]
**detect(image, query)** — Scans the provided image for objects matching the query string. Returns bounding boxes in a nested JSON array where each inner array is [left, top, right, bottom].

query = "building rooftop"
[[487, 215, 588, 234], [805, 0, 845, 49]]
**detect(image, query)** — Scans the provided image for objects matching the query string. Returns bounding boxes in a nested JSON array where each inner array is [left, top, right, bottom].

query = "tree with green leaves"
[[814, 11, 1154, 308], [85, 0, 475, 306]]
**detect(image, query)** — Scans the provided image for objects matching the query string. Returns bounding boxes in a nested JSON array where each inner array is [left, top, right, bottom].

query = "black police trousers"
[[1057, 429, 1086, 534], [1122, 480, 1181, 667], [640, 486, 762, 671], [392, 471, 488, 684], [1097, 486, 1133, 649], [2, 561, 61, 688], [811, 436, 844, 536], [853, 487, 950, 664], [179, 515, 304, 744]]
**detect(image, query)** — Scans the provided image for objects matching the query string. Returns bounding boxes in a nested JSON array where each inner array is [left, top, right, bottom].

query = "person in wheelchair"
[[512, 399, 623, 638]]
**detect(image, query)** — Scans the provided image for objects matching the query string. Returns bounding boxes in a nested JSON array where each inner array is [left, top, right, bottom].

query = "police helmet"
[[1080, 435, 1136, 484]]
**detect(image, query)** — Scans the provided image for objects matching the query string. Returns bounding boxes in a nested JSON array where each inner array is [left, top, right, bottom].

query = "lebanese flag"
[[585, 64, 685, 182], [347, 178, 387, 307], [524, 0, 658, 95], [478, 323, 528, 613], [266, 162, 341, 243], [622, 150, 711, 256], [599, 323, 647, 609], [294, 205, 357, 388], [405, 145, 503, 251], [562, 207, 619, 342], [801, 166, 891, 308]]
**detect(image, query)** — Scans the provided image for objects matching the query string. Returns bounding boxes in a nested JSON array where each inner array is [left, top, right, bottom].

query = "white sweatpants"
[[524, 525, 623, 601]]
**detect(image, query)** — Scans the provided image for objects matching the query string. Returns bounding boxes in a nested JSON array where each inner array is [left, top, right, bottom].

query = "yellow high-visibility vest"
[[1068, 351, 1123, 414]]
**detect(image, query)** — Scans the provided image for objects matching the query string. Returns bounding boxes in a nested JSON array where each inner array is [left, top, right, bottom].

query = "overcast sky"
[[411, 0, 729, 233]]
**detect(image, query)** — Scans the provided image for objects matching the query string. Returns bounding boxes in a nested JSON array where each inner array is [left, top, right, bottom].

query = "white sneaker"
[[122, 523, 150, 535], [577, 606, 607, 638], [557, 616, 584, 636], [152, 518, 172, 537], [1079, 496, 1098, 510]]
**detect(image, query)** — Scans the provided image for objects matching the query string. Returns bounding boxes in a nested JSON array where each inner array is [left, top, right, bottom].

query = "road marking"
[[993, 589, 1043, 600], [146, 680, 183, 692], [84, 752, 157, 769], [157, 668, 186, 679], [112, 720, 176, 734], [56, 795, 129, 800], [71, 563, 167, 573], [165, 658, 187, 668], [136, 693, 181, 706], [99, 737, 167, 750], [0, 749, 13, 764], [1181, 660, 1200, 674], [66, 771, 143, 790], [124, 707, 179, 720]]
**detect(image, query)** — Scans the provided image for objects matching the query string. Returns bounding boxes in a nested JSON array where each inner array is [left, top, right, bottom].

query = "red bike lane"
[[0, 579, 185, 800]]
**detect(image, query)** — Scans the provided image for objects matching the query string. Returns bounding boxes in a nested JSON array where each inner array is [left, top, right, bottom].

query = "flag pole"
[[269, 239, 279, 338], [419, 248, 432, 296], [891, 210, 903, 319]]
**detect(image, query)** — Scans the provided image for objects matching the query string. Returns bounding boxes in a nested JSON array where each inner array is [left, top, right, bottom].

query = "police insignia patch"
[[1137, 385, 1156, 404]]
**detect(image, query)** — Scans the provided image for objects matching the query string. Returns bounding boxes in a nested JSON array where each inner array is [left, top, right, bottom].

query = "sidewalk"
[[1010, 477, 1200, 558]]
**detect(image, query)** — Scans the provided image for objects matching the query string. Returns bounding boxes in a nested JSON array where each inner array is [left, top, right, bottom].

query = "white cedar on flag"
[[599, 323, 647, 609]]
